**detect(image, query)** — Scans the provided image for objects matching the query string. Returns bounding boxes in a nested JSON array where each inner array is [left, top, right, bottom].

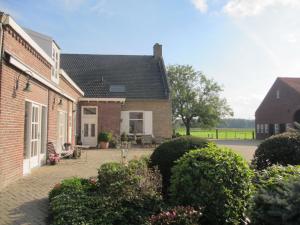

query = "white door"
[[30, 104, 41, 169], [81, 107, 97, 147], [57, 111, 67, 153]]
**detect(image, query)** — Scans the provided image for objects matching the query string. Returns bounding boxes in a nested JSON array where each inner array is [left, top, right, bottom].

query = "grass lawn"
[[177, 128, 255, 140]]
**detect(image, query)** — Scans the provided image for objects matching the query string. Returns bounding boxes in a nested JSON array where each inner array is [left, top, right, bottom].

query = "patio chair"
[[61, 143, 75, 158], [141, 135, 153, 147], [47, 142, 60, 164]]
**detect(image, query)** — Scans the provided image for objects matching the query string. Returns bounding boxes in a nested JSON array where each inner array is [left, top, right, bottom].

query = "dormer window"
[[51, 43, 60, 84], [276, 90, 280, 99]]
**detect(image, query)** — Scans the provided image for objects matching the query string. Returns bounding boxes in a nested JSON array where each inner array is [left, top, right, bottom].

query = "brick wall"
[[78, 101, 121, 137], [122, 99, 172, 138], [3, 26, 52, 80], [0, 62, 49, 188]]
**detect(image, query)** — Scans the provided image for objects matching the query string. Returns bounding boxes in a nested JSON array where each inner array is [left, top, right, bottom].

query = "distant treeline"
[[217, 119, 255, 129]]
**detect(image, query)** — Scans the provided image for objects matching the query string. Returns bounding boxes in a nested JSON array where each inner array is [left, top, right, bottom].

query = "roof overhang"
[[60, 69, 84, 96], [79, 97, 126, 103], [6, 51, 77, 102], [2, 14, 54, 66]]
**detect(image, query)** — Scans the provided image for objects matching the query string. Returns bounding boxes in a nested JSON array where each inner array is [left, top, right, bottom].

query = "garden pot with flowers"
[[98, 132, 112, 149], [48, 153, 60, 165]]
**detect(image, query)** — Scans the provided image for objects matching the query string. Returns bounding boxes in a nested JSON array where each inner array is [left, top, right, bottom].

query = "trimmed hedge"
[[149, 136, 209, 197], [252, 132, 300, 170], [49, 160, 163, 225], [170, 143, 254, 225]]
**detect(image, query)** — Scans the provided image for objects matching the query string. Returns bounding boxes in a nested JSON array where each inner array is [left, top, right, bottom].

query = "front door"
[[57, 111, 67, 153], [30, 104, 41, 169], [81, 106, 98, 147]]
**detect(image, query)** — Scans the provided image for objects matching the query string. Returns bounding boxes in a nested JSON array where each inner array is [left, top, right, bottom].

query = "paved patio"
[[0, 149, 152, 225]]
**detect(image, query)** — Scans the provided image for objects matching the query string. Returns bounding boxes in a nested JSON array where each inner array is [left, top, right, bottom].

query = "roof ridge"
[[61, 53, 153, 57]]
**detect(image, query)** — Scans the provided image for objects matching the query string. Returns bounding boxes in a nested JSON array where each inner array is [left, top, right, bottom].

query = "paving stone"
[[0, 149, 152, 225]]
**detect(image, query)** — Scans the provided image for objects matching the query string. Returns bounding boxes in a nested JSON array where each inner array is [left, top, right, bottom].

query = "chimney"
[[153, 43, 162, 59]]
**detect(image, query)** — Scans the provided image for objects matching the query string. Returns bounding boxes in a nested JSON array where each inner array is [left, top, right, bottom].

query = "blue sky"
[[2, 0, 300, 119]]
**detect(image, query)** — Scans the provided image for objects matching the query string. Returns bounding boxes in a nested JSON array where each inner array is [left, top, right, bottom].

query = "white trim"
[[6, 16, 54, 65], [60, 69, 84, 96], [79, 97, 126, 102], [25, 98, 47, 108], [8, 52, 77, 102]]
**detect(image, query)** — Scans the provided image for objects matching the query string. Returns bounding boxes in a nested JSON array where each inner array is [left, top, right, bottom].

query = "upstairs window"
[[276, 90, 280, 99], [110, 85, 126, 93], [51, 45, 60, 83]]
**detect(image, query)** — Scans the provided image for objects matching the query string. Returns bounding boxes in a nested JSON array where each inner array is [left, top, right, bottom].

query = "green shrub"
[[49, 160, 163, 225], [98, 131, 112, 142], [96, 160, 163, 225], [149, 136, 209, 197], [48, 177, 96, 201], [170, 143, 254, 225], [253, 165, 300, 190], [252, 132, 300, 170], [250, 176, 300, 225], [148, 206, 202, 225]]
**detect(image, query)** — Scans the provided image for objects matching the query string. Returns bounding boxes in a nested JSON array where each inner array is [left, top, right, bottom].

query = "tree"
[[168, 65, 233, 135]]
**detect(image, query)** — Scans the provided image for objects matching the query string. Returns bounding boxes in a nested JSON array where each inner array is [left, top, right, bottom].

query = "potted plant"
[[98, 132, 112, 149], [121, 132, 128, 142]]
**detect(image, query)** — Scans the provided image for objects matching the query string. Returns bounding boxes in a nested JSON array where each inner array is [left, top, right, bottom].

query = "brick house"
[[0, 13, 172, 188], [255, 77, 300, 139], [60, 46, 172, 146]]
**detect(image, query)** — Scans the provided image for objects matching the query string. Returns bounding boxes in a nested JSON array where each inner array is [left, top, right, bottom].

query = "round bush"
[[170, 143, 254, 225], [253, 165, 300, 190], [252, 132, 300, 170], [149, 136, 209, 197], [250, 176, 300, 225]]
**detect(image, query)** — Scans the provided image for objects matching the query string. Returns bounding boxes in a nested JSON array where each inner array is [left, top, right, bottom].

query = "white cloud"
[[224, 0, 300, 17], [191, 0, 208, 13]]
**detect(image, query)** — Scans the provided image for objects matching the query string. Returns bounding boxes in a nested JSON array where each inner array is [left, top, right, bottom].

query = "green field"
[[177, 128, 255, 140]]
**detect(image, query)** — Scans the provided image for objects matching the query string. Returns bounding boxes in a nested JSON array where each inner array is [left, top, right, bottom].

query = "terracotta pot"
[[99, 141, 109, 149]]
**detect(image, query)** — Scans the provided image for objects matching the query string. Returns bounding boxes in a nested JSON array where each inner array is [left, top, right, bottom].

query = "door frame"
[[81, 106, 98, 147], [57, 110, 68, 153], [23, 100, 48, 175]]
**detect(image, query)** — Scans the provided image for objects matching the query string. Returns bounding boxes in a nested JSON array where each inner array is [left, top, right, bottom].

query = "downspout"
[[0, 13, 8, 116]]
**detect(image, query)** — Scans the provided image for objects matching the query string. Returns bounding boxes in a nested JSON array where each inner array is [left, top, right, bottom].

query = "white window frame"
[[275, 123, 280, 134], [256, 124, 260, 134], [276, 90, 280, 99], [264, 124, 269, 134], [129, 111, 144, 135], [260, 124, 264, 134], [51, 43, 60, 84]]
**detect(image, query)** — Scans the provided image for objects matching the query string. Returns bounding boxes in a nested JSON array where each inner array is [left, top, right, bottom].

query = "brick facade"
[[255, 78, 300, 140], [0, 22, 82, 188], [78, 101, 122, 138], [122, 99, 172, 138]]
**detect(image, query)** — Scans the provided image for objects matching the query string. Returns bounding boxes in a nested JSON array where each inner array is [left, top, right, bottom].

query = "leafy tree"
[[167, 65, 233, 135]]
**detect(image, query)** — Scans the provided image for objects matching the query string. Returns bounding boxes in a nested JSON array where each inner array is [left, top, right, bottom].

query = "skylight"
[[109, 85, 126, 93]]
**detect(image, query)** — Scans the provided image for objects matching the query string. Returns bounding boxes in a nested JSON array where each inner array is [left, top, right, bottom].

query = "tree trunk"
[[185, 122, 191, 136]]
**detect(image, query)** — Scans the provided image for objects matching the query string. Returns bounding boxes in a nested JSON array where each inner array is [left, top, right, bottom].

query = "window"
[[83, 108, 96, 115], [286, 123, 292, 130], [276, 90, 280, 99], [260, 124, 264, 134], [256, 124, 260, 134], [129, 112, 143, 134], [110, 85, 126, 92], [275, 123, 280, 134], [91, 124, 96, 137], [264, 124, 269, 134], [84, 124, 89, 137]]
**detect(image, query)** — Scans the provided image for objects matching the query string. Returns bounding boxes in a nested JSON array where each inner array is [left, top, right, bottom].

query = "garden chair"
[[47, 142, 60, 164], [141, 135, 153, 147], [61, 143, 75, 158]]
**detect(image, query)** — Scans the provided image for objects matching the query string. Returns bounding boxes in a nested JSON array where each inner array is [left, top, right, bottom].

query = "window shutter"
[[120, 111, 129, 134], [144, 111, 153, 135], [24, 102, 32, 159]]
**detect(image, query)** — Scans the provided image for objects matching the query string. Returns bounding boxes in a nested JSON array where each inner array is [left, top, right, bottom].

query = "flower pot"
[[99, 141, 109, 149]]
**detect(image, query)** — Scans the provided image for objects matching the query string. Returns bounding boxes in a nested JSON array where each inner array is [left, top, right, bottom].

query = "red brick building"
[[255, 77, 300, 139], [0, 12, 172, 188]]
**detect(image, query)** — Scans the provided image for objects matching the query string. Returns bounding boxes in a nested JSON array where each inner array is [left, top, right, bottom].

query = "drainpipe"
[[0, 12, 8, 62]]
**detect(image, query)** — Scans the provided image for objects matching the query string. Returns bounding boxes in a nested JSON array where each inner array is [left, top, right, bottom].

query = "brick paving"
[[0, 149, 152, 225]]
